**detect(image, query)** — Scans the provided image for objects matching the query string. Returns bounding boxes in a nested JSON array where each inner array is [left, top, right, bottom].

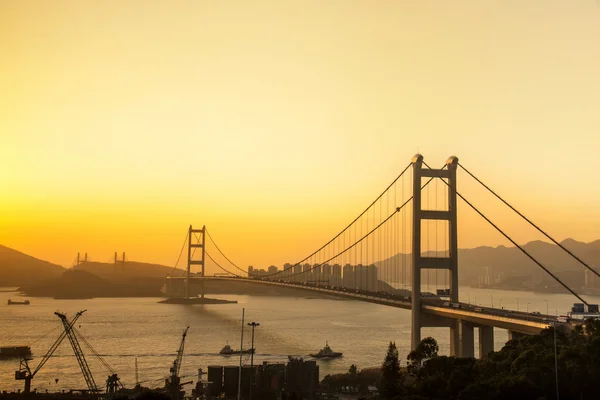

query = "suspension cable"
[[204, 228, 248, 275], [267, 200, 411, 280], [266, 162, 412, 276], [205, 251, 244, 278], [435, 178, 589, 306], [459, 163, 600, 280], [263, 168, 438, 279], [169, 229, 190, 278]]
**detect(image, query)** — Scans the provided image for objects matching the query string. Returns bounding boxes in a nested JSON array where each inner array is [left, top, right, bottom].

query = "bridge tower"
[[187, 225, 206, 299], [114, 252, 126, 271], [411, 155, 465, 355]]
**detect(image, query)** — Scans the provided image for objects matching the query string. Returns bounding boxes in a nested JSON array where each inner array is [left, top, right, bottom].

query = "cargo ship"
[[7, 299, 30, 305], [219, 344, 254, 355]]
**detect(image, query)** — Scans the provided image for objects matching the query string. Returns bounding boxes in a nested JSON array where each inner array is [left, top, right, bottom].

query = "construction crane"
[[165, 327, 191, 400], [15, 312, 83, 393], [55, 310, 99, 394]]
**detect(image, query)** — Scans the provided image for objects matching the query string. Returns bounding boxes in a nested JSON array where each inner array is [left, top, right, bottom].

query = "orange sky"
[[1, 1, 599, 272]]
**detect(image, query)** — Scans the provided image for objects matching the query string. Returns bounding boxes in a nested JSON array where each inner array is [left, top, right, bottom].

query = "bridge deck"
[[167, 275, 552, 335]]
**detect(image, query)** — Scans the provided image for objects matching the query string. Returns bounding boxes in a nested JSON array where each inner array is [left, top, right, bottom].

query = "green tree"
[[380, 341, 404, 399], [407, 337, 439, 374]]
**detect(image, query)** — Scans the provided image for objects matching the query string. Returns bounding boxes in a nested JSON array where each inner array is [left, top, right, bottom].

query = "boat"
[[309, 341, 343, 359], [0, 346, 31, 359], [7, 299, 30, 305], [219, 344, 254, 355]]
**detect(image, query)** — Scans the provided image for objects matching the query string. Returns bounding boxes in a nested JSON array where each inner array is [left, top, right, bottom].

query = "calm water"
[[1, 288, 598, 393]]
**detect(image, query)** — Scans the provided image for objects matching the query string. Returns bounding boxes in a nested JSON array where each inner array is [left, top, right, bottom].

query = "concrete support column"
[[508, 330, 525, 341], [459, 321, 475, 358], [450, 320, 460, 356], [478, 325, 494, 358]]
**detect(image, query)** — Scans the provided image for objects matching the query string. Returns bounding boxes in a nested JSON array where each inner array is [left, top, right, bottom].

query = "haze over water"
[[1, 288, 595, 393]]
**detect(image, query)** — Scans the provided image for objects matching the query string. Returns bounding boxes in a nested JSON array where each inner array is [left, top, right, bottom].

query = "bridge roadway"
[[168, 275, 553, 336]]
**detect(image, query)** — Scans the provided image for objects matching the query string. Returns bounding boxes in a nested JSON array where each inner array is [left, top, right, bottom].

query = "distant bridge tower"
[[187, 225, 206, 299], [115, 252, 126, 271], [411, 155, 467, 356], [76, 252, 88, 266]]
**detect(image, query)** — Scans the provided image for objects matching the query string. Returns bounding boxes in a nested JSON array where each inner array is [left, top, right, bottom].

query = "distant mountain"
[[0, 245, 65, 286], [73, 261, 185, 282], [377, 238, 600, 293]]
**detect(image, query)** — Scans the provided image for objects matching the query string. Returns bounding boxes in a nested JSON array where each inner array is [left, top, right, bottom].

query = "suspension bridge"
[[163, 154, 600, 359]]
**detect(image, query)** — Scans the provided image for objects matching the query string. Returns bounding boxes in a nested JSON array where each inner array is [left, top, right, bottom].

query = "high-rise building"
[[283, 263, 292, 281], [355, 264, 368, 290], [268, 265, 278, 275], [332, 264, 342, 287], [313, 264, 321, 283], [303, 263, 312, 283], [322, 264, 332, 285], [343, 264, 355, 289], [293, 264, 302, 282]]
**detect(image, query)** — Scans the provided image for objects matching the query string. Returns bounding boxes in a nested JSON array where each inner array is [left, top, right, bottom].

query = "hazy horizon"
[[2, 1, 599, 271]]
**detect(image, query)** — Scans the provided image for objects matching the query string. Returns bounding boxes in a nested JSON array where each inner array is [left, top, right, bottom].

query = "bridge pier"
[[508, 330, 525, 341], [478, 325, 494, 358], [459, 321, 475, 358], [450, 321, 460, 356]]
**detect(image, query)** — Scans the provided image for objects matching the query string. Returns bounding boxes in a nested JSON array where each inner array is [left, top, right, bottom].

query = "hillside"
[[21, 269, 166, 298], [0, 245, 66, 286], [377, 238, 600, 293], [73, 261, 185, 282]]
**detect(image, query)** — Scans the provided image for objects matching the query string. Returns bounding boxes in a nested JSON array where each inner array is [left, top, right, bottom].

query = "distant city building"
[[331, 264, 342, 286], [585, 268, 600, 289], [268, 265, 278, 274], [313, 264, 321, 283], [293, 264, 302, 282], [322, 264, 332, 285], [303, 263, 312, 282], [343, 264, 355, 289]]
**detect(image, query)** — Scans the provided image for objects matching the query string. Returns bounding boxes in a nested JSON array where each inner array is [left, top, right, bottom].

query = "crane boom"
[[173, 326, 189, 378], [55, 310, 99, 394], [16, 312, 83, 393]]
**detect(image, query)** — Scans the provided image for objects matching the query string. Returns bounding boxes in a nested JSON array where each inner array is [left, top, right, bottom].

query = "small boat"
[[0, 346, 31, 359], [310, 341, 343, 359], [7, 299, 30, 305], [219, 344, 255, 355]]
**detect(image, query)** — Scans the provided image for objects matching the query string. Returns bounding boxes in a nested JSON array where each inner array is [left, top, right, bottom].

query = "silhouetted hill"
[[0, 245, 65, 286], [21, 269, 166, 298], [377, 238, 600, 293], [73, 261, 184, 282]]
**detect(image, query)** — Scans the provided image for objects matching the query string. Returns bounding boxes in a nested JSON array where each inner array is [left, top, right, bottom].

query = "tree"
[[380, 341, 404, 399], [407, 337, 439, 374]]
